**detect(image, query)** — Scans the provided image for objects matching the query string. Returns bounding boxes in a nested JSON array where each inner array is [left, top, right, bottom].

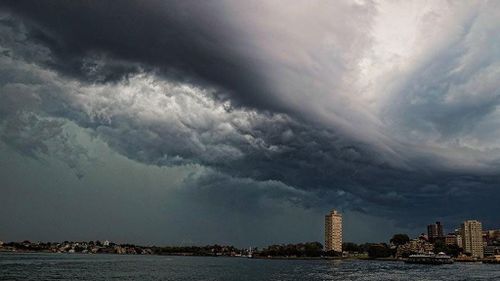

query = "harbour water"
[[1, 253, 500, 281]]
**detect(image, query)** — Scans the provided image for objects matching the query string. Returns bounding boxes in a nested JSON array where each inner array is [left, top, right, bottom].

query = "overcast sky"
[[1, 0, 500, 247]]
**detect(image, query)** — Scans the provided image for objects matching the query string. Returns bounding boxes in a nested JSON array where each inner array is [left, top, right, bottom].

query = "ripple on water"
[[1, 253, 500, 281]]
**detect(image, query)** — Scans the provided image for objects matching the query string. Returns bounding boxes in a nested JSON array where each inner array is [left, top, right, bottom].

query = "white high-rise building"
[[461, 220, 483, 258], [325, 210, 342, 252]]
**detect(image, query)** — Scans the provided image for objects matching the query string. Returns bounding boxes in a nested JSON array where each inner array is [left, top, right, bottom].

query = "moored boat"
[[405, 252, 453, 265], [483, 255, 500, 264]]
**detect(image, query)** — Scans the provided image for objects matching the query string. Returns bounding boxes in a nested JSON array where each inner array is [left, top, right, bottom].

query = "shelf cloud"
[[1, 0, 500, 244]]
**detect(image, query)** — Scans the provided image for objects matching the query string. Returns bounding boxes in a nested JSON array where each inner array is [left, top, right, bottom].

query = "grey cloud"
[[0, 113, 90, 179], [0, 24, 409, 224], [0, 1, 282, 110], [2, 1, 500, 243], [384, 2, 500, 153], [0, 113, 64, 158], [0, 0, 383, 139], [1, 41, 495, 230]]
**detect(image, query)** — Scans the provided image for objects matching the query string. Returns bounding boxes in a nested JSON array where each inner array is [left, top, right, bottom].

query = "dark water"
[[1, 253, 500, 281]]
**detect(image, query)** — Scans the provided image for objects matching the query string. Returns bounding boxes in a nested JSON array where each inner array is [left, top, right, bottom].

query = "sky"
[[1, 0, 500, 247]]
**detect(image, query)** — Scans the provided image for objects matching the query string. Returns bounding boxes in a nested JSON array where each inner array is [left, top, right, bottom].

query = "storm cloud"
[[1, 1, 500, 245]]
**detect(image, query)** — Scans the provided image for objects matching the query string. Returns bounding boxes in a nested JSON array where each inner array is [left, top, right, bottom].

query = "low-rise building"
[[484, 230, 500, 245], [487, 255, 500, 262], [396, 239, 434, 258], [456, 234, 463, 248], [114, 246, 126, 254], [485, 246, 500, 257], [445, 234, 458, 246]]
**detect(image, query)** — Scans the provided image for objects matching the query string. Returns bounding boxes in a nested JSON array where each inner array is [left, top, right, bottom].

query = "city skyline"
[[1, 1, 500, 247], [3, 208, 497, 243], [1, 205, 499, 262]]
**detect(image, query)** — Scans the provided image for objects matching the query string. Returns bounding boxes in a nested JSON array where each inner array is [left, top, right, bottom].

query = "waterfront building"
[[114, 246, 126, 254], [395, 239, 434, 258], [453, 229, 463, 248], [484, 229, 500, 245], [325, 209, 342, 252], [418, 233, 429, 241], [444, 234, 458, 246], [484, 246, 500, 257], [427, 221, 444, 242], [484, 255, 500, 263], [492, 230, 500, 240], [461, 220, 484, 258], [456, 234, 462, 248]]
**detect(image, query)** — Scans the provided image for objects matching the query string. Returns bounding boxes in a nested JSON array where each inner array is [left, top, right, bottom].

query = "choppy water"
[[1, 253, 500, 281]]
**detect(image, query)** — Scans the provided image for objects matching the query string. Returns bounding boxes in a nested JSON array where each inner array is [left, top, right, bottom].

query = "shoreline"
[[1, 250, 498, 264]]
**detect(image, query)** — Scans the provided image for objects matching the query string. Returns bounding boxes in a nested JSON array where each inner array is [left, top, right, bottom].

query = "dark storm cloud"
[[1, 37, 497, 232], [0, 0, 282, 110], [2, 0, 500, 242]]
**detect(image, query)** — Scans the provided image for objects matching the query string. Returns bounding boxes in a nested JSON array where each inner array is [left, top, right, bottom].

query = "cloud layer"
[[1, 1, 500, 243]]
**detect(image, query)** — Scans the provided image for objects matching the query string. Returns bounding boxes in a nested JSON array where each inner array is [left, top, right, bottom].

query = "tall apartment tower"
[[461, 220, 484, 258], [325, 209, 342, 252], [427, 221, 444, 242]]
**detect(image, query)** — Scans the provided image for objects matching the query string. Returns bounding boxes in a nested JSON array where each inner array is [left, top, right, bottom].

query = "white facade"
[[461, 220, 484, 258], [325, 210, 342, 252]]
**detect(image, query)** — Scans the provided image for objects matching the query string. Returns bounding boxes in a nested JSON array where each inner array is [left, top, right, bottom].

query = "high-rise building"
[[454, 228, 463, 248], [427, 221, 444, 242], [325, 209, 342, 252], [461, 220, 484, 258]]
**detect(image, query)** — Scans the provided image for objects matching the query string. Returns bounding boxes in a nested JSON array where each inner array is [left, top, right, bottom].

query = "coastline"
[[2, 248, 498, 264], [0, 250, 420, 263]]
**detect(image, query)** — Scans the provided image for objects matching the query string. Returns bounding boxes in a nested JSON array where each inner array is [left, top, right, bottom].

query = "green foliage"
[[390, 234, 410, 246], [342, 242, 361, 252], [367, 244, 392, 258], [259, 242, 323, 257], [433, 240, 447, 253], [153, 245, 239, 256], [358, 243, 374, 253], [433, 240, 462, 257], [342, 242, 373, 253]]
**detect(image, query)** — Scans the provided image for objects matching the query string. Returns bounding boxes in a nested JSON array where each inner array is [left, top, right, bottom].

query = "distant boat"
[[405, 252, 453, 265], [483, 255, 500, 264]]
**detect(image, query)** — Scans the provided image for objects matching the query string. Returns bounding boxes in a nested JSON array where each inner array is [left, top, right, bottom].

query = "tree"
[[445, 244, 462, 257], [303, 242, 323, 257], [390, 234, 410, 246], [368, 244, 392, 258], [357, 243, 373, 253], [324, 250, 342, 257], [343, 242, 361, 253], [433, 241, 462, 257], [433, 240, 447, 253], [258, 242, 324, 257]]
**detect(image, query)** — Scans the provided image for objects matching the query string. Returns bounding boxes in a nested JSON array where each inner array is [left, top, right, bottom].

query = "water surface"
[[1, 253, 499, 280]]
